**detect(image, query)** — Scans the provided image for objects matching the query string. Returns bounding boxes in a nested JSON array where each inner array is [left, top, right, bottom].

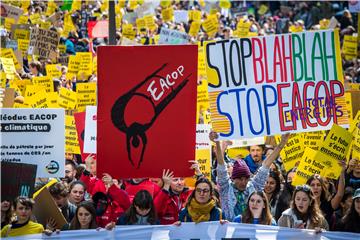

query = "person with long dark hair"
[[117, 190, 158, 225], [234, 191, 276, 225], [178, 177, 223, 223], [278, 184, 328, 231], [336, 188, 360, 233], [68, 201, 98, 230], [1, 199, 13, 229], [264, 171, 281, 217], [274, 168, 296, 221], [306, 162, 346, 229]]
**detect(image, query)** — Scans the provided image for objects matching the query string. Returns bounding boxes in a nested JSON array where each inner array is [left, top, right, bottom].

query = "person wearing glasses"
[[233, 191, 277, 225], [278, 184, 329, 231], [209, 131, 290, 221], [177, 178, 223, 223]]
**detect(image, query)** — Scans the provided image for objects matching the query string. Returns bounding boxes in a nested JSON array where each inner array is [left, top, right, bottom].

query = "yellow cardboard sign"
[[234, 21, 252, 38], [197, 44, 206, 77], [58, 44, 66, 54], [302, 131, 325, 151], [350, 111, 360, 134], [162, 7, 174, 22], [1, 48, 21, 71], [66, 55, 80, 80], [258, 4, 269, 15], [202, 15, 218, 37], [4, 17, 15, 32], [189, 21, 201, 37], [47, 92, 59, 108], [196, 149, 212, 179], [0, 57, 16, 79], [292, 148, 328, 186], [219, 0, 231, 9], [17, 15, 29, 25], [13, 102, 30, 108], [197, 78, 210, 124], [343, 35, 358, 61], [352, 127, 360, 160], [24, 84, 45, 98], [144, 15, 157, 31], [27, 89, 49, 108], [46, 64, 62, 79], [136, 18, 146, 30], [40, 21, 51, 29], [14, 79, 32, 96], [122, 24, 136, 40], [32, 76, 53, 93], [276, 134, 305, 172], [65, 115, 81, 154], [29, 13, 41, 24], [14, 29, 30, 40], [77, 52, 93, 80], [345, 92, 353, 126], [17, 39, 30, 56], [58, 88, 77, 110], [160, 0, 171, 8], [289, 25, 303, 32], [76, 82, 97, 111], [188, 10, 201, 21], [92, 56, 97, 74], [320, 124, 352, 179]]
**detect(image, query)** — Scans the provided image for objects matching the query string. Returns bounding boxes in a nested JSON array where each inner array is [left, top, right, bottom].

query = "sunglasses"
[[295, 184, 311, 192]]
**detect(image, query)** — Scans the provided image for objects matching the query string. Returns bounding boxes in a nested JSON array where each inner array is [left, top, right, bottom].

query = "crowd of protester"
[[1, 0, 360, 238]]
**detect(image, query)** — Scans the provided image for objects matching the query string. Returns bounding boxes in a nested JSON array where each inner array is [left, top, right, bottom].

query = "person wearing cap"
[[336, 188, 360, 233], [209, 132, 290, 221]]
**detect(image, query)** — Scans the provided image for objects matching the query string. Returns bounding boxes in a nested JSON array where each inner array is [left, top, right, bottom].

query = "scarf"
[[187, 198, 216, 223]]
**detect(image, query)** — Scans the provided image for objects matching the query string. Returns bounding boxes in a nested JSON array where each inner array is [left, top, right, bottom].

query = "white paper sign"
[[196, 124, 211, 150], [84, 106, 97, 153], [229, 137, 265, 148], [158, 28, 189, 45], [0, 108, 65, 178], [174, 10, 189, 24]]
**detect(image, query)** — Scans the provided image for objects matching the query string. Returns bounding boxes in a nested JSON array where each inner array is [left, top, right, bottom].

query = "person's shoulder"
[[233, 215, 242, 223], [1, 224, 10, 236], [281, 208, 293, 216], [28, 221, 44, 232]]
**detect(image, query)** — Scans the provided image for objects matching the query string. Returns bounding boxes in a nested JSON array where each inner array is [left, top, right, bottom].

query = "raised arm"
[[330, 160, 346, 210], [262, 133, 290, 168]]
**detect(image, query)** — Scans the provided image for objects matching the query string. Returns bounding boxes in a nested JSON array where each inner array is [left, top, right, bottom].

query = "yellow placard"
[[320, 124, 352, 179], [128, 0, 138, 10], [257, 4, 269, 15], [13, 79, 32, 96], [29, 13, 41, 24], [92, 56, 97, 74], [66, 55, 80, 80], [202, 15, 218, 37], [162, 7, 174, 22], [4, 17, 15, 32], [17, 39, 30, 56], [276, 134, 305, 172], [233, 21, 252, 38], [1, 48, 21, 71], [219, 0, 231, 9], [58, 44, 66, 54], [352, 127, 360, 160], [46, 64, 62, 79], [58, 88, 77, 110], [197, 78, 210, 124], [122, 23, 136, 40], [76, 82, 97, 111], [144, 15, 157, 31], [47, 91, 59, 108], [302, 131, 325, 151], [1, 72, 6, 88], [76, 52, 93, 80], [289, 25, 303, 33], [65, 115, 81, 154], [345, 92, 353, 126], [32, 76, 53, 93], [136, 18, 146, 30], [350, 111, 360, 134], [189, 21, 201, 37], [13, 102, 30, 108], [196, 149, 211, 179], [188, 10, 201, 21], [24, 84, 45, 98], [342, 35, 358, 61], [0, 57, 16, 79], [292, 148, 328, 186], [160, 0, 171, 8], [27, 89, 49, 108], [71, 0, 82, 11], [40, 21, 52, 29], [17, 15, 29, 25], [14, 29, 30, 40]]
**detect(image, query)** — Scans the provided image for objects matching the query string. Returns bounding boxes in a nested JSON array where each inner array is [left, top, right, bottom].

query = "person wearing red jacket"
[[124, 178, 161, 202], [92, 173, 131, 228], [154, 168, 196, 225]]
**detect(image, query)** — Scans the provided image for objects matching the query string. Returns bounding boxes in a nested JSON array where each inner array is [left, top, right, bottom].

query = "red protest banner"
[[74, 111, 92, 162], [97, 45, 197, 178]]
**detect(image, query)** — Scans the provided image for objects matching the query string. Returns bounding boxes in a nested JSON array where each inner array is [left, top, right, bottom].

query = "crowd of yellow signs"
[[0, 0, 360, 184]]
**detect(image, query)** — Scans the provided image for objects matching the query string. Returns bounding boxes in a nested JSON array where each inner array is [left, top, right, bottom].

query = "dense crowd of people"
[[1, 0, 360, 238]]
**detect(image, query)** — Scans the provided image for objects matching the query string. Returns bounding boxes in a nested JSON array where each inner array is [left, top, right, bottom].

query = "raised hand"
[[189, 160, 202, 176], [209, 131, 219, 143], [162, 169, 174, 191]]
